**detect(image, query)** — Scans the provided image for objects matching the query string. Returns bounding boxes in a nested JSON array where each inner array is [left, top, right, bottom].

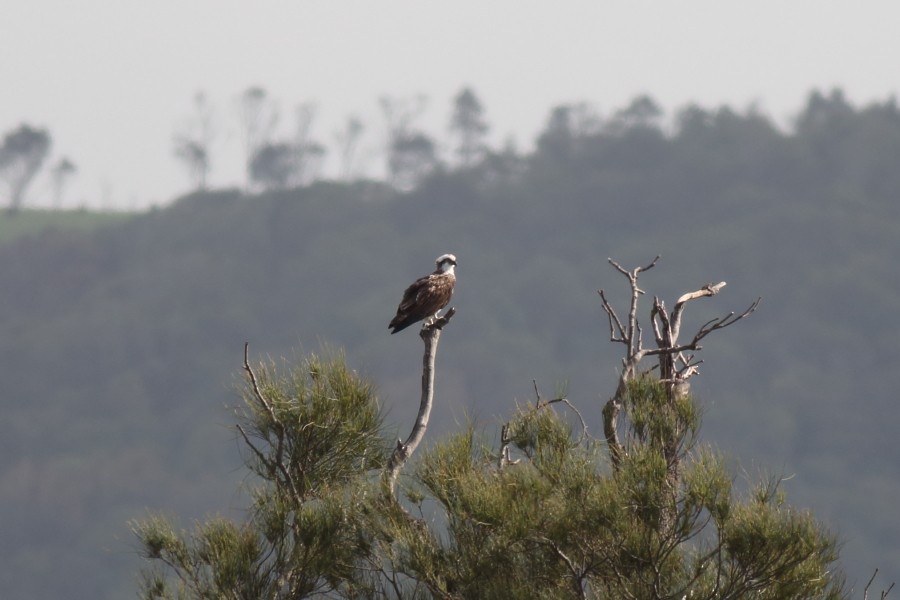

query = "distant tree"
[[293, 102, 327, 185], [387, 132, 438, 191], [49, 156, 76, 209], [380, 95, 438, 190], [449, 87, 489, 167], [0, 124, 51, 213], [237, 86, 279, 189], [245, 104, 326, 191], [173, 92, 216, 190], [133, 261, 848, 600], [607, 94, 663, 133], [471, 138, 527, 189], [334, 115, 365, 180], [795, 88, 855, 138], [249, 142, 297, 190], [532, 103, 603, 173]]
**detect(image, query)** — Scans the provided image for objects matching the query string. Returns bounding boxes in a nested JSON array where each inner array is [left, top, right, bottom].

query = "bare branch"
[[600, 257, 662, 471], [598, 289, 627, 342], [537, 394, 589, 445], [600, 259, 758, 477], [864, 570, 879, 600], [236, 423, 272, 474], [554, 397, 589, 445], [603, 397, 625, 470], [675, 281, 727, 305], [640, 255, 661, 272], [384, 310, 455, 498], [242, 342, 302, 501], [864, 569, 895, 600], [608, 255, 659, 277], [545, 539, 586, 600], [498, 423, 520, 469], [243, 342, 279, 423]]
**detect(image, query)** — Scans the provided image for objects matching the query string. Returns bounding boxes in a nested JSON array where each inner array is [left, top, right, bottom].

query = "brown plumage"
[[389, 254, 457, 334]]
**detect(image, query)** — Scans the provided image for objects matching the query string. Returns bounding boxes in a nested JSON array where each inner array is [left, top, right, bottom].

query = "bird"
[[389, 253, 457, 334]]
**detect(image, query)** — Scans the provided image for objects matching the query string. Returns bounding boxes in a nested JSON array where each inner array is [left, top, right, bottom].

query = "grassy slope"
[[0, 209, 133, 245]]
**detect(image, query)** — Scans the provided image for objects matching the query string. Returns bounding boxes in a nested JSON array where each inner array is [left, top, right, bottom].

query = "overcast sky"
[[3, 1, 899, 209]]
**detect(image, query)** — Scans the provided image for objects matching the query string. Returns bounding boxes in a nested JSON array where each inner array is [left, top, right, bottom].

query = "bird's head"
[[436, 253, 457, 274]]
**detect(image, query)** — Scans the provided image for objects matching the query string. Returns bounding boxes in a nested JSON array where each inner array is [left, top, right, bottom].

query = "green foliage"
[[383, 379, 845, 599], [132, 351, 390, 599], [240, 351, 387, 494], [132, 354, 845, 598], [622, 374, 700, 453]]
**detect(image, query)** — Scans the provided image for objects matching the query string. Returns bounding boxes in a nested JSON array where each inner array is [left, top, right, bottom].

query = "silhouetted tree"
[[293, 102, 326, 185], [380, 95, 438, 190], [449, 87, 489, 167], [334, 116, 365, 180], [388, 133, 438, 191], [535, 103, 601, 161], [237, 86, 279, 189], [173, 92, 215, 190], [608, 94, 663, 133], [49, 156, 76, 209], [250, 142, 297, 190], [0, 124, 51, 212]]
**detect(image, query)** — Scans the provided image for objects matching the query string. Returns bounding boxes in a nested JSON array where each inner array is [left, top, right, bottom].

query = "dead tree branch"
[[598, 259, 759, 474], [864, 569, 895, 600], [598, 256, 659, 469], [384, 308, 456, 499]]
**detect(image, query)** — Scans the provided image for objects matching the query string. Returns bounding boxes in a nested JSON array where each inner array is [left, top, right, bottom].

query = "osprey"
[[389, 253, 457, 334]]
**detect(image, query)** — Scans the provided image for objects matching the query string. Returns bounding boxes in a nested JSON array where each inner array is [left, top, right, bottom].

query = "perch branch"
[[384, 308, 456, 499]]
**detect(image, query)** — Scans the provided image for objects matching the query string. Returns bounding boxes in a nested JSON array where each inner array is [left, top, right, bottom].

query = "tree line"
[[5, 86, 900, 212], [173, 86, 492, 193]]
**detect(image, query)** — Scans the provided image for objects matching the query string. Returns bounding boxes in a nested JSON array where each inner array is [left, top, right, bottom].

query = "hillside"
[[2, 91, 900, 597], [0, 208, 130, 245]]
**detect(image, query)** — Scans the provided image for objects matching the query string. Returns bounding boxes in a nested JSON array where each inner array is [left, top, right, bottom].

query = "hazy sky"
[[3, 1, 899, 209]]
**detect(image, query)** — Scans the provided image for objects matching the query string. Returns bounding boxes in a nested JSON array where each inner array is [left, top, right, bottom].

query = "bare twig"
[[545, 539, 587, 600], [236, 423, 272, 473], [384, 308, 456, 498], [242, 342, 302, 501], [864, 569, 895, 600], [598, 289, 627, 343]]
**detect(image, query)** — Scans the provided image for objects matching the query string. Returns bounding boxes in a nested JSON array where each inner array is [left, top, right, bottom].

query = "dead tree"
[[598, 257, 760, 531], [384, 308, 456, 499]]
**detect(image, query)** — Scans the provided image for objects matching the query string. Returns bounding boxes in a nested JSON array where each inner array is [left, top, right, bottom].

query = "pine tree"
[[133, 261, 849, 599]]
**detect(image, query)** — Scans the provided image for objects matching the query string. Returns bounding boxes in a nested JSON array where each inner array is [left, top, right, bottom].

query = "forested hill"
[[3, 90, 900, 598]]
